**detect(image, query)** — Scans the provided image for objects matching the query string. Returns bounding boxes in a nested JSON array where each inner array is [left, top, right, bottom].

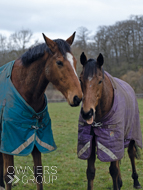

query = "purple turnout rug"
[[77, 71, 142, 162]]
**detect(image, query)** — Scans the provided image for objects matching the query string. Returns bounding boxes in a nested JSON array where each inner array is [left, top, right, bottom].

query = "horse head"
[[80, 52, 104, 123], [43, 33, 82, 107]]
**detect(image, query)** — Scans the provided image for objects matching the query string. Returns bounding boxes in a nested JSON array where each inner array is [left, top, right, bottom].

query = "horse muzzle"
[[81, 107, 95, 124], [81, 107, 94, 120], [70, 95, 82, 107]]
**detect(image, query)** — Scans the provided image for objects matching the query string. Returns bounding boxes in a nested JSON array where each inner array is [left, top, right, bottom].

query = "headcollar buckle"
[[92, 121, 102, 127]]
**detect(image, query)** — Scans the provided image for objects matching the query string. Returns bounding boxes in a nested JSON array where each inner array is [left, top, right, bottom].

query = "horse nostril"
[[81, 108, 94, 120], [73, 95, 81, 106], [89, 110, 93, 117]]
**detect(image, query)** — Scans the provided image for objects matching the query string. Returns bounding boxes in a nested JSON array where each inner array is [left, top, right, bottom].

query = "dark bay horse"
[[0, 33, 82, 190], [78, 52, 142, 190]]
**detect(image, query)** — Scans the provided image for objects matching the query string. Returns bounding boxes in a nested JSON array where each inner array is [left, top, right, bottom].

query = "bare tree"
[[75, 27, 91, 53], [0, 29, 38, 65], [0, 34, 7, 51], [9, 29, 33, 51], [0, 34, 7, 65]]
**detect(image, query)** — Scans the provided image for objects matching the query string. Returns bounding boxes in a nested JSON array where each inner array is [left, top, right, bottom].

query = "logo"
[[110, 131, 114, 137], [7, 166, 57, 184]]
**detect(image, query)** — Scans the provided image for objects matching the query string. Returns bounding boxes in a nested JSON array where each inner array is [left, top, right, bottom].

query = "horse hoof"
[[134, 185, 142, 189]]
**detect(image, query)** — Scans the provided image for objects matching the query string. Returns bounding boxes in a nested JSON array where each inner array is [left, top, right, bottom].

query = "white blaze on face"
[[88, 76, 93, 88], [66, 52, 78, 79], [88, 76, 93, 82]]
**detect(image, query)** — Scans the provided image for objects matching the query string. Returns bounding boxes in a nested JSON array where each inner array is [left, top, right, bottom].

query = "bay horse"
[[77, 52, 142, 190], [0, 32, 82, 190]]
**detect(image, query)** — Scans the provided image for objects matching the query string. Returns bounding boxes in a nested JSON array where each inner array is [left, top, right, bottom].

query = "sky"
[[0, 0, 143, 44]]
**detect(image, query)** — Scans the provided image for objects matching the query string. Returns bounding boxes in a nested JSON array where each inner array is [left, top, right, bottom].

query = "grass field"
[[11, 99, 143, 190]]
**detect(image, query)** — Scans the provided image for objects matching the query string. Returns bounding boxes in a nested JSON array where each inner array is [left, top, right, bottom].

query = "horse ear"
[[66, 32, 76, 45], [42, 33, 57, 53], [80, 52, 87, 66], [97, 53, 104, 68]]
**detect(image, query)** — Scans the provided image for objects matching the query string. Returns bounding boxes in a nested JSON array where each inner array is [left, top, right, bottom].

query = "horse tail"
[[134, 143, 141, 160]]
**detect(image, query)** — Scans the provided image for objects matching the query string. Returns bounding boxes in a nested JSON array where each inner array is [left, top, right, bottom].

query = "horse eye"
[[99, 80, 102, 84], [56, 61, 63, 66]]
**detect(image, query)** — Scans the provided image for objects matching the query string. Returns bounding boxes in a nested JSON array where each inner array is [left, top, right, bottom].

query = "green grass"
[[11, 100, 143, 190]]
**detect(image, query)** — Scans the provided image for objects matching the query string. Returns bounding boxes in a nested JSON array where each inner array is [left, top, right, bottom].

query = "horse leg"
[[128, 140, 142, 189], [31, 146, 43, 190], [0, 153, 5, 189], [2, 154, 14, 190], [86, 136, 96, 190], [117, 161, 122, 189], [109, 161, 122, 190]]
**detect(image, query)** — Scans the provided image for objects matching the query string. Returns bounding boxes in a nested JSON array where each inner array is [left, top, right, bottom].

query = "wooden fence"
[[47, 94, 143, 103], [136, 94, 143, 98]]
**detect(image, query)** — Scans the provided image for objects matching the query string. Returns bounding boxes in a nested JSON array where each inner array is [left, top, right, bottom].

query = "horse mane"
[[21, 39, 71, 66], [83, 58, 104, 80]]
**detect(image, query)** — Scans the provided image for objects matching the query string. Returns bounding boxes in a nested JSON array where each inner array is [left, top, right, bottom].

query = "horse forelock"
[[21, 39, 71, 66], [83, 59, 97, 80], [83, 59, 104, 81], [54, 39, 71, 58]]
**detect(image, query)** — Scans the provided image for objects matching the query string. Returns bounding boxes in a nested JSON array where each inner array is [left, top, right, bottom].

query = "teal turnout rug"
[[0, 61, 57, 156]]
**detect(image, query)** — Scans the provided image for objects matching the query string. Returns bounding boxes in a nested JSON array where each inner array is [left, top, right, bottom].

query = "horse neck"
[[95, 74, 114, 121], [11, 56, 49, 113]]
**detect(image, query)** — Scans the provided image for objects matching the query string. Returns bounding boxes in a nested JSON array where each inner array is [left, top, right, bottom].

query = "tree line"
[[0, 15, 143, 93], [73, 15, 143, 93]]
